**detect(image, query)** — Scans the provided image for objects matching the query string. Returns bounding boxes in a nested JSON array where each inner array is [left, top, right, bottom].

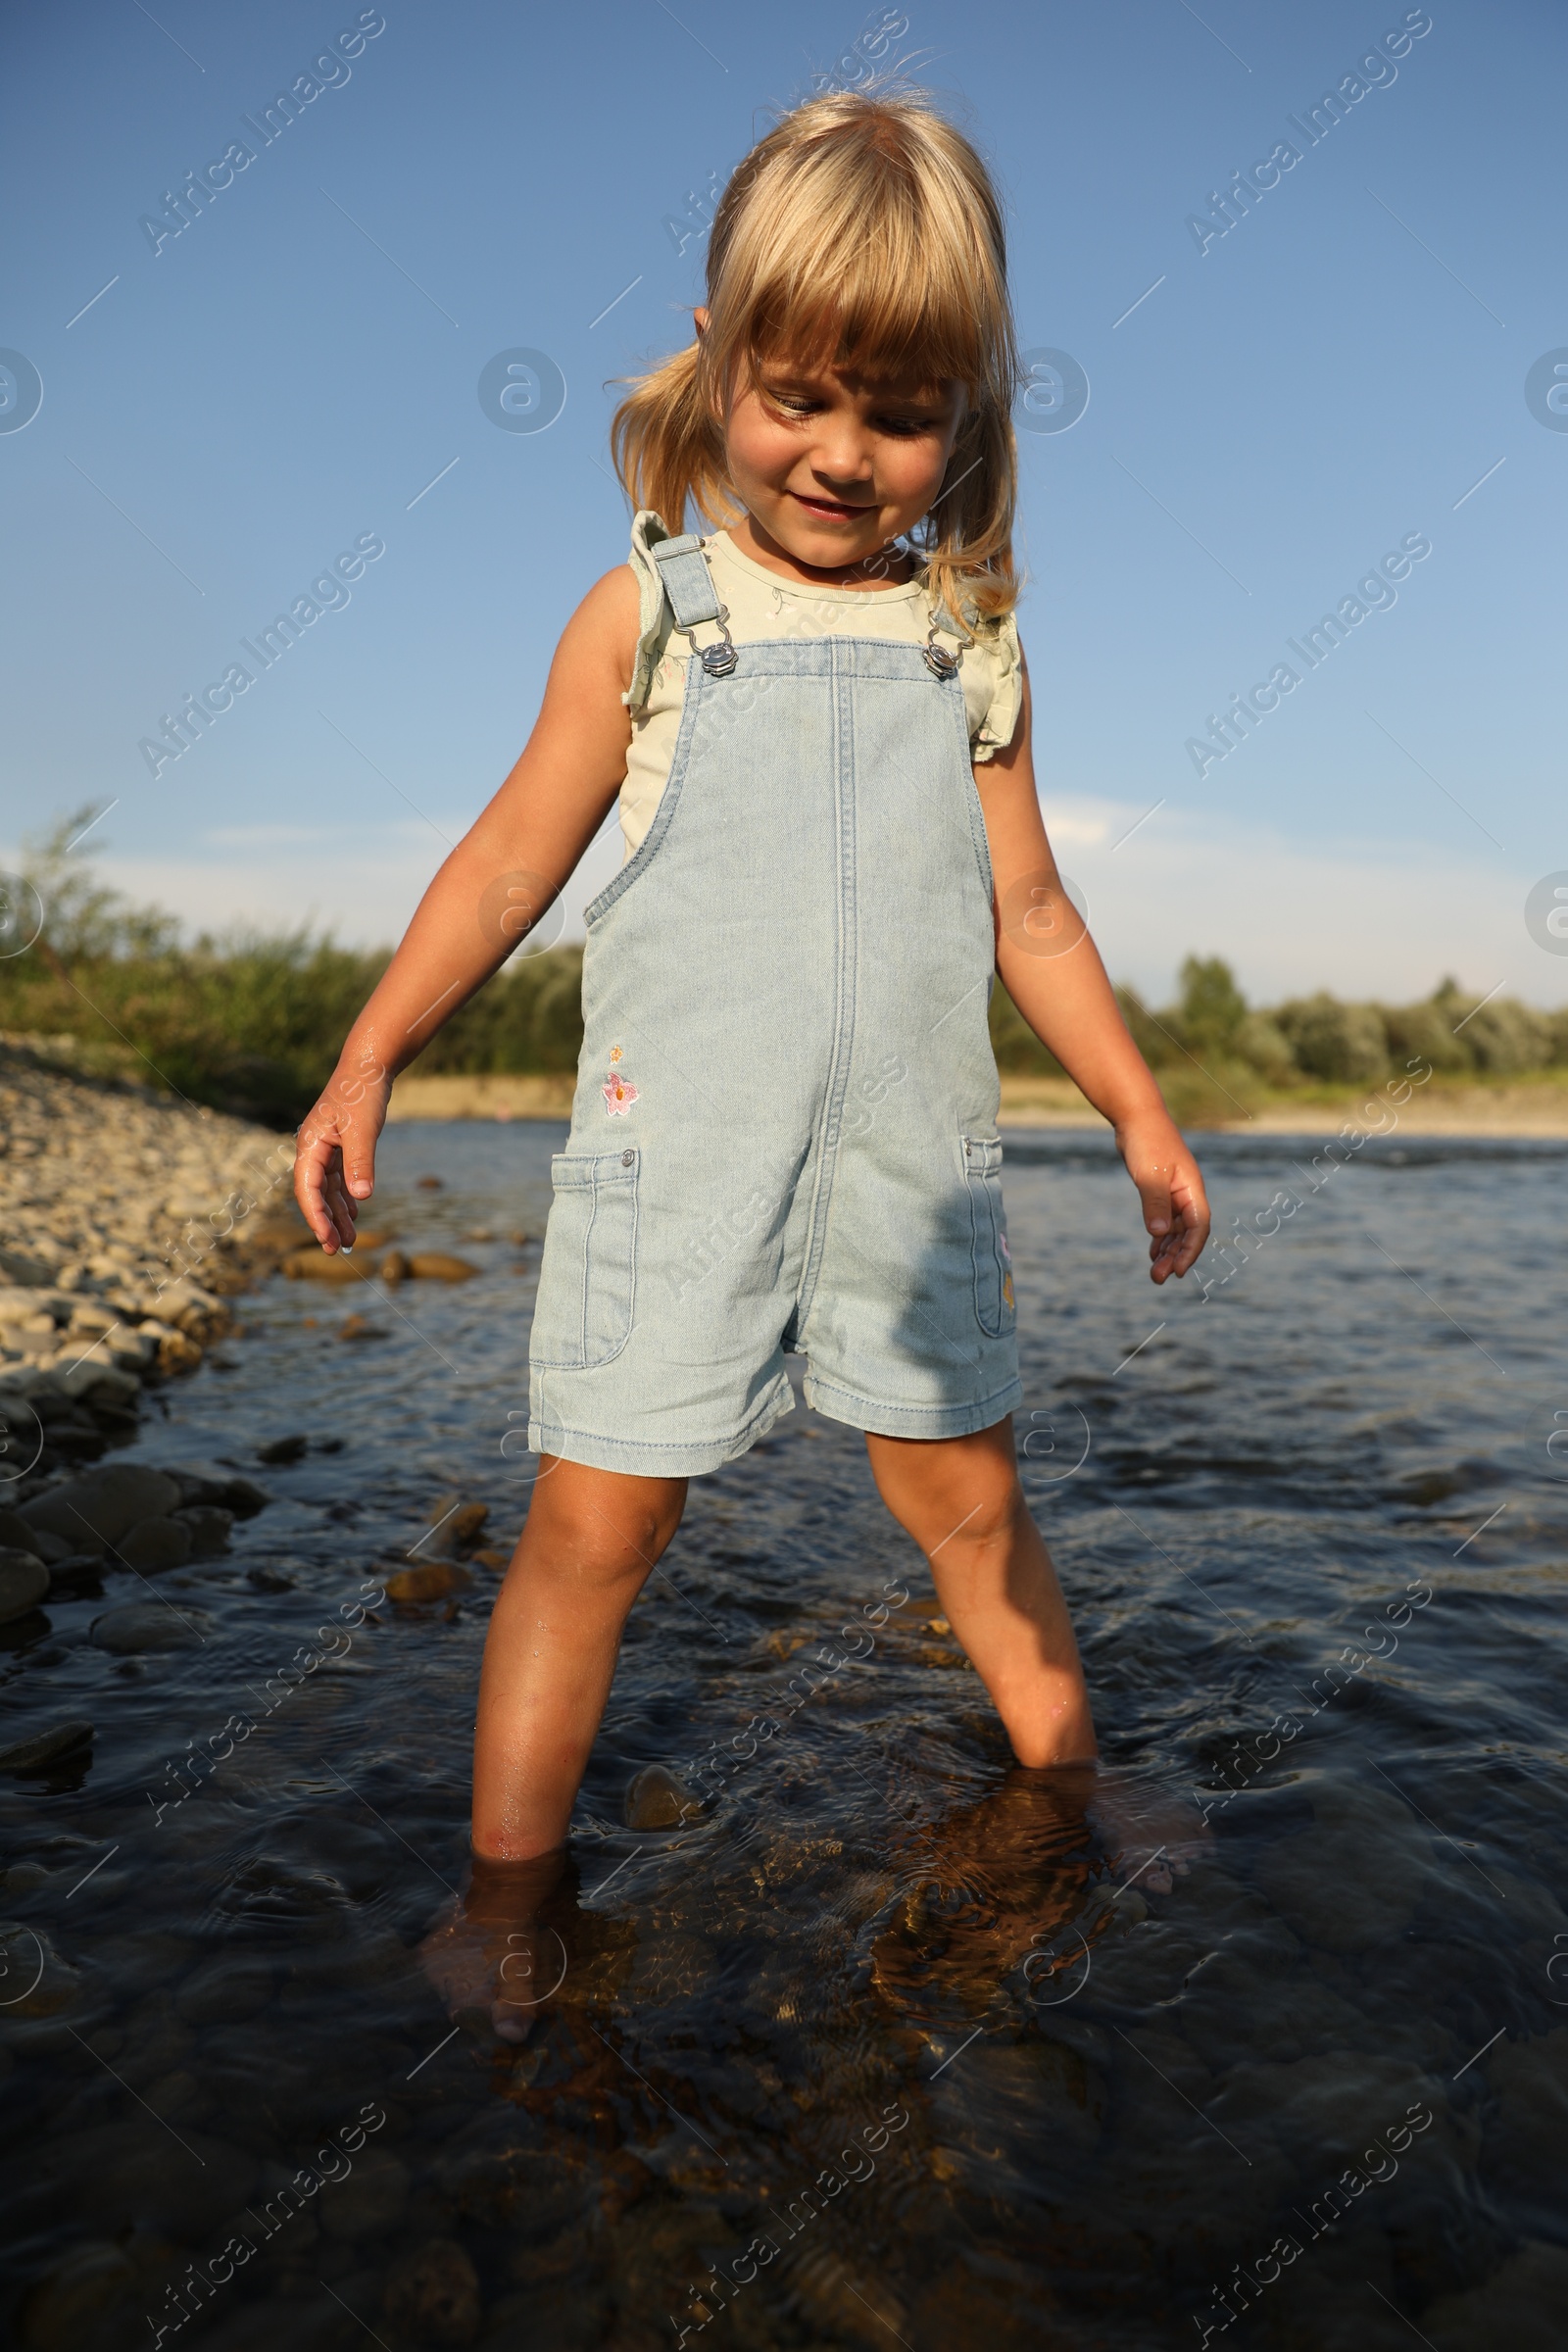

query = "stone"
[[1421, 2241, 1568, 2351], [279, 1250, 378, 1283], [450, 1503, 489, 1548], [1255, 1780, 1430, 1953], [0, 1247, 52, 1286], [176, 1954, 275, 2026], [257, 1434, 309, 1464], [0, 1505, 66, 1559], [57, 1359, 141, 1403], [0, 1548, 49, 1622], [0, 1720, 91, 1773], [16, 2239, 134, 2349], [416, 1175, 444, 1190], [117, 1516, 193, 1573], [337, 1313, 384, 1341], [153, 1328, 204, 1375], [379, 1249, 411, 1284], [318, 2146, 411, 2238], [383, 2238, 483, 2346], [624, 1764, 696, 1830], [385, 1562, 473, 1604], [162, 1461, 270, 1515], [172, 1504, 233, 1558], [21, 1462, 181, 1553], [90, 1602, 207, 1653], [408, 1253, 479, 1282]]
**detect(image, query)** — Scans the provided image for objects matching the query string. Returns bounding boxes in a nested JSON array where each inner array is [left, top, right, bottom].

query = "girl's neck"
[[722, 510, 916, 592]]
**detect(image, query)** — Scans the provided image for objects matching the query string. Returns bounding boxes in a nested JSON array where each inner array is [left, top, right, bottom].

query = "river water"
[[3, 1121, 1565, 2351]]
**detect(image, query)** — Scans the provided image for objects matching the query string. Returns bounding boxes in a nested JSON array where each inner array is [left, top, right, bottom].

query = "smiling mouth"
[[791, 492, 873, 521]]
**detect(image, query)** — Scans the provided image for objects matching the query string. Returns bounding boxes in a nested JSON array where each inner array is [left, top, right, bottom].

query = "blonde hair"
[[611, 90, 1019, 631]]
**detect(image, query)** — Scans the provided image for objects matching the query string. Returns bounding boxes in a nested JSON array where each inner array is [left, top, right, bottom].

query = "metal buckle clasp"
[[677, 602, 739, 678]]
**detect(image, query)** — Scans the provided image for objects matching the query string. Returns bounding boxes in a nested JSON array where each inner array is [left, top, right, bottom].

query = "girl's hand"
[[1116, 1112, 1210, 1284], [294, 1057, 392, 1253]]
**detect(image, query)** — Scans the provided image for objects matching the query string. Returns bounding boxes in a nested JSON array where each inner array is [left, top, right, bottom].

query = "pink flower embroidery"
[[603, 1072, 639, 1116]]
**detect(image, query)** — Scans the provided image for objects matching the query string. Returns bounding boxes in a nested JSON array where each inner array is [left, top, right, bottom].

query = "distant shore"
[[386, 1068, 1568, 1138]]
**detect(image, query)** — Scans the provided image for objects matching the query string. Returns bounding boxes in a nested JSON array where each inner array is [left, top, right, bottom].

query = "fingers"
[[294, 1116, 357, 1252], [1150, 1167, 1211, 1284], [1136, 1173, 1172, 1245]]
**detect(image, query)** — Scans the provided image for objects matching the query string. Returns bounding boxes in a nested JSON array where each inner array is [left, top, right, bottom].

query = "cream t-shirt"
[[618, 525, 1023, 859]]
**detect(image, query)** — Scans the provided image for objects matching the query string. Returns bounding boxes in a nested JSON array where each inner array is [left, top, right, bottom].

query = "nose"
[[809, 418, 875, 490]]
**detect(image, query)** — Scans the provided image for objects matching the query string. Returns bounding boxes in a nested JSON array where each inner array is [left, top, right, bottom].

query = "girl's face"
[[699, 316, 966, 578]]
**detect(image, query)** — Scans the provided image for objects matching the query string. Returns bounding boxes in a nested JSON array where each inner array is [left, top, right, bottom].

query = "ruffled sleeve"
[[969, 612, 1023, 763], [624, 509, 676, 712]]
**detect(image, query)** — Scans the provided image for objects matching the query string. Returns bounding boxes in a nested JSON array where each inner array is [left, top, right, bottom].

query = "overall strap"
[[651, 535, 738, 676]]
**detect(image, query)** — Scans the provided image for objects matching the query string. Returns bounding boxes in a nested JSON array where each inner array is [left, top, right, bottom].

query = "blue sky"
[[2, 0, 1564, 1006]]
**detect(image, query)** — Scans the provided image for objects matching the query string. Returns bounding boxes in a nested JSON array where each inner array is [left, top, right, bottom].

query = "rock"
[[384, 2238, 482, 2346], [0, 1549, 50, 1623], [90, 1602, 207, 1653], [257, 1435, 309, 1464], [337, 1314, 384, 1341], [21, 1463, 182, 1553], [408, 1253, 479, 1282], [176, 1955, 274, 2026], [172, 1504, 233, 1558], [1256, 1779, 1431, 1953], [385, 1562, 473, 1604], [450, 1503, 489, 1549], [379, 1249, 411, 1284], [0, 1248, 53, 1286], [153, 1328, 204, 1375], [416, 1175, 444, 1190], [0, 1505, 66, 1559], [279, 1250, 378, 1283], [0, 1720, 91, 1773], [318, 2146, 410, 2239], [1421, 2241, 1568, 2351], [16, 2238, 134, 2348], [624, 1764, 695, 1829], [117, 1516, 193, 1573], [162, 1461, 270, 1515], [56, 1359, 141, 1403]]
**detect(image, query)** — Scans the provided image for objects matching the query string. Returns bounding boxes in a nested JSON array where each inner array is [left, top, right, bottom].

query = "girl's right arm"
[[293, 565, 641, 1251]]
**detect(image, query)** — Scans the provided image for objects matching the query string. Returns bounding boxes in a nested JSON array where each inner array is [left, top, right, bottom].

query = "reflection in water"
[[1, 1125, 1565, 2349]]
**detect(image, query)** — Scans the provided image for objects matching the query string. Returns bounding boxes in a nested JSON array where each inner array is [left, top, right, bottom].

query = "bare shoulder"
[[548, 564, 641, 705]]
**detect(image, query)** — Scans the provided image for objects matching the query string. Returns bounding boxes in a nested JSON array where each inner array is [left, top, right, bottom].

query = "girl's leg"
[[863, 1417, 1097, 1767], [471, 1455, 688, 1860]]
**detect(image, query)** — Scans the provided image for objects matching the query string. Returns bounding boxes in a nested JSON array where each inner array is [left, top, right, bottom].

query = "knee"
[[520, 1471, 685, 1591], [882, 1456, 1025, 1560]]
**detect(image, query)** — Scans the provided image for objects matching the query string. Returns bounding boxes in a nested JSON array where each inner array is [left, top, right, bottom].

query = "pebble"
[[384, 1561, 473, 1604], [318, 2146, 411, 2239], [116, 1517, 193, 1573], [257, 1434, 309, 1464], [384, 2238, 483, 2345], [14, 2239, 135, 2350], [89, 1602, 208, 1653], [0, 1547, 49, 1622], [176, 1954, 276, 2026], [0, 1720, 92, 1773], [624, 1764, 696, 1830], [408, 1252, 479, 1282]]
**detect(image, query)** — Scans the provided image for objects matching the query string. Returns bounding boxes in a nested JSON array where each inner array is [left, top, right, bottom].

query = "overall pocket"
[[961, 1133, 1015, 1339], [529, 1148, 640, 1368]]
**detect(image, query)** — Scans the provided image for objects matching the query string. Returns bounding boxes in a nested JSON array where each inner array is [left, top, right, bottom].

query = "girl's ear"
[[693, 307, 710, 339]]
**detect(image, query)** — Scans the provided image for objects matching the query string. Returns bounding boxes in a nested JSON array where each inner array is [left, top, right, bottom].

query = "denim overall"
[[527, 525, 1020, 1475]]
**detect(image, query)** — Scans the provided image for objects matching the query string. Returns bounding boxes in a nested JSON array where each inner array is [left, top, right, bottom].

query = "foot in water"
[[1086, 1768, 1213, 1895], [418, 1847, 572, 2042]]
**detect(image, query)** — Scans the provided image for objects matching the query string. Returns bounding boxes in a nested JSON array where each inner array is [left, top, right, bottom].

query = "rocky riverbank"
[[0, 1054, 308, 1652]]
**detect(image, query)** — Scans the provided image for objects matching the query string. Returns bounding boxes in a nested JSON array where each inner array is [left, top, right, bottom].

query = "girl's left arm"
[[975, 651, 1211, 1283]]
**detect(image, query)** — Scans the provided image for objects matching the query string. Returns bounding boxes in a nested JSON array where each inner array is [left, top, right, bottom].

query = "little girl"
[[296, 89, 1209, 2029]]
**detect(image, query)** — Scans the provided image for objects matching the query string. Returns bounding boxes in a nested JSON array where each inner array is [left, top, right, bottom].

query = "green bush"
[[1275, 993, 1390, 1084]]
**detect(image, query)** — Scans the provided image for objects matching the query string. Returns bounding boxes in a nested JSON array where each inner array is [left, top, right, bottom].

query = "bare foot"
[[1086, 1769, 1213, 1894], [417, 1848, 571, 2042]]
